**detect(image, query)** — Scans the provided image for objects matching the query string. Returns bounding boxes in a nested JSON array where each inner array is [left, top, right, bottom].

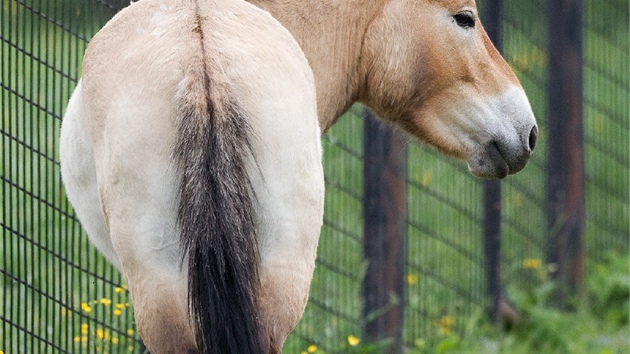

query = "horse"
[[59, 0, 537, 352]]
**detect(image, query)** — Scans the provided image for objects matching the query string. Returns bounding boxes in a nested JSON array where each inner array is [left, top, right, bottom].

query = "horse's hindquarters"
[[67, 0, 324, 352]]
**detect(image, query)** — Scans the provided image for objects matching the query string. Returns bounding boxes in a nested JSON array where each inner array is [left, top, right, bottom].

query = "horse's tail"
[[173, 59, 264, 353]]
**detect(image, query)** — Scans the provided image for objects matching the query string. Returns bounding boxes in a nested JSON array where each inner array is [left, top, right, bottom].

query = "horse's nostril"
[[528, 125, 538, 152]]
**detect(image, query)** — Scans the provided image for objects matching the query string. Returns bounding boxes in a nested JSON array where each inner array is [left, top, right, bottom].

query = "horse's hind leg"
[[62, 79, 196, 352], [60, 82, 121, 269], [254, 141, 324, 352], [92, 120, 198, 353], [246, 98, 325, 352], [258, 256, 319, 353]]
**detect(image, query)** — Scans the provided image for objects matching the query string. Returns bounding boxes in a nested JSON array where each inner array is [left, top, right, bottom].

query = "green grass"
[[2, 0, 629, 353], [293, 251, 630, 354], [412, 251, 630, 354]]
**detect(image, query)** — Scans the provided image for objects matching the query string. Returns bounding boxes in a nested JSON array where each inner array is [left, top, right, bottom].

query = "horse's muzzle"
[[468, 124, 537, 179]]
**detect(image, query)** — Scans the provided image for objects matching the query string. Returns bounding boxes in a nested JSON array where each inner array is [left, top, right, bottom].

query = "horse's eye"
[[453, 12, 475, 28]]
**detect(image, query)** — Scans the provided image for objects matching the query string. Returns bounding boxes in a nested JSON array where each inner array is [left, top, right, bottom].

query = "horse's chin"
[[467, 160, 510, 179], [466, 140, 530, 179]]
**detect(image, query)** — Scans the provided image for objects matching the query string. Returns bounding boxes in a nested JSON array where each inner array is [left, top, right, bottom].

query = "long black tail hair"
[[173, 23, 264, 351]]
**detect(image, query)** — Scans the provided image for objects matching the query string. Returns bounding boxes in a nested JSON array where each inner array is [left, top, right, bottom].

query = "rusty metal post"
[[546, 0, 585, 307], [362, 108, 407, 353], [483, 0, 503, 326]]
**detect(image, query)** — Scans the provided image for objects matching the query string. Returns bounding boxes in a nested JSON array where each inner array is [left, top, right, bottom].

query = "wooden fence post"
[[362, 108, 407, 353], [483, 0, 503, 326], [546, 0, 585, 307]]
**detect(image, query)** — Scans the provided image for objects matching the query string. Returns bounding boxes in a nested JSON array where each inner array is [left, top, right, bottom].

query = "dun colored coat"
[[60, 0, 537, 352]]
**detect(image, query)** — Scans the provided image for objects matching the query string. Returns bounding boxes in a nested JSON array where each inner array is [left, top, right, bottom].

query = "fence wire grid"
[[2, 0, 628, 353]]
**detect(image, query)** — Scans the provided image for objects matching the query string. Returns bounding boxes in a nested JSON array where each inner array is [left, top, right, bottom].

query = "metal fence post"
[[362, 109, 407, 353], [483, 0, 503, 326], [546, 0, 585, 307]]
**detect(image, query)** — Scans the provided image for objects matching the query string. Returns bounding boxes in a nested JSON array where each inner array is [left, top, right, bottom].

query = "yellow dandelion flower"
[[96, 328, 107, 340], [435, 315, 455, 336], [74, 336, 82, 343], [510, 192, 523, 208], [347, 335, 361, 346], [81, 303, 92, 313], [116, 303, 126, 309], [101, 298, 112, 306], [114, 309, 122, 316], [81, 336, 88, 343], [307, 344, 317, 353], [127, 328, 135, 336], [115, 287, 125, 293], [112, 337, 119, 344], [81, 323, 89, 335], [422, 171, 432, 187], [522, 258, 542, 270], [406, 274, 418, 285], [128, 346, 134, 352]]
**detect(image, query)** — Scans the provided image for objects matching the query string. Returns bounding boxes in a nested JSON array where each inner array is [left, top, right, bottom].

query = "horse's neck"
[[249, 0, 383, 130]]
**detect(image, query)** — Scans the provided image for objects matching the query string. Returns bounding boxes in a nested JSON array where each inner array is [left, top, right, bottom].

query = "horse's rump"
[[68, 0, 322, 352]]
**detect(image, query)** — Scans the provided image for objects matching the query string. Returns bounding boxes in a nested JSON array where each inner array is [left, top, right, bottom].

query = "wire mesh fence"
[[498, 0, 551, 303], [1, 1, 144, 352], [1, 0, 628, 353], [582, 0, 629, 259]]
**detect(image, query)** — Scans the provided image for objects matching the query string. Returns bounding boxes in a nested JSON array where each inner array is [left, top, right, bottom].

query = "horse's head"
[[359, 0, 537, 179]]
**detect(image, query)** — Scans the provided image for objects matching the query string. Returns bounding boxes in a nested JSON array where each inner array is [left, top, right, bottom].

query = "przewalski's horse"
[[60, 0, 537, 352]]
